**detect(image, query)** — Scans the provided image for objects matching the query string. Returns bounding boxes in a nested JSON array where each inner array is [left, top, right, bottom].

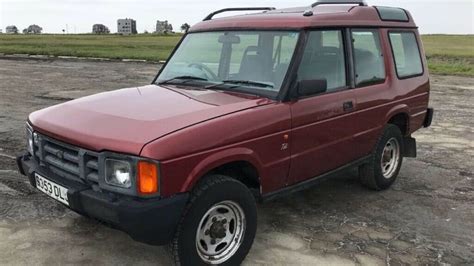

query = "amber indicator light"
[[137, 161, 158, 194]]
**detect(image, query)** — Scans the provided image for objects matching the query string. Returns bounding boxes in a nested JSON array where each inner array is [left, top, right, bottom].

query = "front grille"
[[33, 133, 99, 184]]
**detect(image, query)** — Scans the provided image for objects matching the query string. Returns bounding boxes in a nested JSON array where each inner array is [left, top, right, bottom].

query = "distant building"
[[117, 18, 137, 35], [24, 25, 43, 34], [92, 24, 110, 34], [155, 20, 173, 34], [6, 25, 19, 34]]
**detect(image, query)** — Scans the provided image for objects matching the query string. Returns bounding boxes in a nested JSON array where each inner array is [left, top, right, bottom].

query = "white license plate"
[[35, 173, 69, 206]]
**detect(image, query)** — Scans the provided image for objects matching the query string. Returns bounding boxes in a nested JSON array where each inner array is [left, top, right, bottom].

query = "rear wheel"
[[359, 124, 403, 190], [171, 175, 257, 265]]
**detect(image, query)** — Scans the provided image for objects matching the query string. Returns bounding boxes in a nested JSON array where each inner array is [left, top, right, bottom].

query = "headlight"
[[26, 124, 34, 155], [105, 159, 132, 188]]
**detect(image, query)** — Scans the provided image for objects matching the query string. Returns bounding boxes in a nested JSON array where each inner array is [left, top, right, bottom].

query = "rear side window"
[[352, 30, 386, 87], [389, 32, 424, 78]]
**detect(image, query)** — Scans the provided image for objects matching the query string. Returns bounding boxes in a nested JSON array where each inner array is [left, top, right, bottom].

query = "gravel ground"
[[0, 58, 473, 265]]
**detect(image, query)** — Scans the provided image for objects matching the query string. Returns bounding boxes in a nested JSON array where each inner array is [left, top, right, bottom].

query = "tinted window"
[[389, 32, 423, 78], [376, 6, 409, 22], [352, 30, 386, 87], [297, 30, 347, 92]]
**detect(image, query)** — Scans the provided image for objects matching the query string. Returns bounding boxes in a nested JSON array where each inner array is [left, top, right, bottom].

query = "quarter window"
[[389, 32, 423, 78], [352, 30, 386, 87], [297, 30, 347, 92]]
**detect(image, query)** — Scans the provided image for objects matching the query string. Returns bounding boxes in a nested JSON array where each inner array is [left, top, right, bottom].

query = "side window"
[[352, 30, 386, 87], [389, 32, 423, 78], [297, 30, 347, 93]]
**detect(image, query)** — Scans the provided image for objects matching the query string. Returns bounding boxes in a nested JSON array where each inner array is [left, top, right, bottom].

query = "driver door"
[[288, 29, 360, 184]]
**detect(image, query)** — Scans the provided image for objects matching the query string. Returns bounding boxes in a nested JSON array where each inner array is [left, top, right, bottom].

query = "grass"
[[0, 34, 472, 76], [421, 35, 474, 76], [0, 34, 182, 61]]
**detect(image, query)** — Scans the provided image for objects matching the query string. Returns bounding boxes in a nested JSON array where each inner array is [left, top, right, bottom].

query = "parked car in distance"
[[17, 0, 434, 265]]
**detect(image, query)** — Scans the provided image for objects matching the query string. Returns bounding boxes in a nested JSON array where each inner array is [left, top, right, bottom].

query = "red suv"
[[18, 1, 433, 264]]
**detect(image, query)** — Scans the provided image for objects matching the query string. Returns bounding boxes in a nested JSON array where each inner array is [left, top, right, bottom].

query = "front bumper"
[[17, 153, 188, 246]]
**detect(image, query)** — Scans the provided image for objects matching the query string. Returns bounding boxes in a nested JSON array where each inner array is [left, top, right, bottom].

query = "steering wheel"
[[188, 63, 218, 80]]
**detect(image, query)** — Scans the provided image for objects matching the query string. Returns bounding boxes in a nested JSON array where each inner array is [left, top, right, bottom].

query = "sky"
[[0, 0, 472, 34]]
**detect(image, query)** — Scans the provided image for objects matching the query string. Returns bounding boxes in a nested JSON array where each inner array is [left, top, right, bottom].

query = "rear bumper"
[[17, 153, 188, 246], [424, 108, 434, 128]]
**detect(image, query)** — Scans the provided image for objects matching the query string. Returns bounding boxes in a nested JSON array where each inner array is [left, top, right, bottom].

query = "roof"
[[190, 5, 417, 32]]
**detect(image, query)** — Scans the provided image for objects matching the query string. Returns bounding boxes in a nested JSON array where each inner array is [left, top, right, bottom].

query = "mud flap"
[[424, 108, 434, 128], [403, 137, 417, 158]]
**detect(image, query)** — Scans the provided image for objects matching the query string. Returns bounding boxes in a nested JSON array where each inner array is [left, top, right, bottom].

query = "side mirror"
[[297, 79, 327, 97]]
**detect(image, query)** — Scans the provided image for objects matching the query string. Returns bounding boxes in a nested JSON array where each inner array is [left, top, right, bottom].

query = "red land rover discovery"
[[17, 1, 434, 265]]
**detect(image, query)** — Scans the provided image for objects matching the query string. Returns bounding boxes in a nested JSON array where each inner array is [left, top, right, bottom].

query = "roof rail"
[[203, 7, 276, 21], [311, 0, 368, 8]]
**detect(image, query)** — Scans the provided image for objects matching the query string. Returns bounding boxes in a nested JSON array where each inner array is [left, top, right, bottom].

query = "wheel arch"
[[385, 105, 410, 136], [180, 147, 263, 194]]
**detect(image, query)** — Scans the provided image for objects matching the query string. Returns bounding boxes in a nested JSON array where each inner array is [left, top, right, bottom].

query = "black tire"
[[359, 124, 404, 190], [171, 175, 257, 266]]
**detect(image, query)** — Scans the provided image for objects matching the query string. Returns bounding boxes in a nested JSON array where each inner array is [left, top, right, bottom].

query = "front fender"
[[180, 147, 263, 192]]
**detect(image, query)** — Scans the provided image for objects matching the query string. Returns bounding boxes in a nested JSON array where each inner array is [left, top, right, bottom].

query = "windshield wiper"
[[158, 76, 208, 85], [222, 80, 274, 88]]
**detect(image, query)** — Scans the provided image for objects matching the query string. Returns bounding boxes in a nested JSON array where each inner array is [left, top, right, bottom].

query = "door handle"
[[343, 101, 354, 112]]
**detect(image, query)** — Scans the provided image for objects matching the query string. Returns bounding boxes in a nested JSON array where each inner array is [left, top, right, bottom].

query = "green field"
[[0, 34, 472, 76], [421, 35, 474, 76], [0, 34, 182, 61]]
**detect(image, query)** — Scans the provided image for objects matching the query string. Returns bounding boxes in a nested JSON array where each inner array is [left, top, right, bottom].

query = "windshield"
[[156, 31, 300, 97]]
